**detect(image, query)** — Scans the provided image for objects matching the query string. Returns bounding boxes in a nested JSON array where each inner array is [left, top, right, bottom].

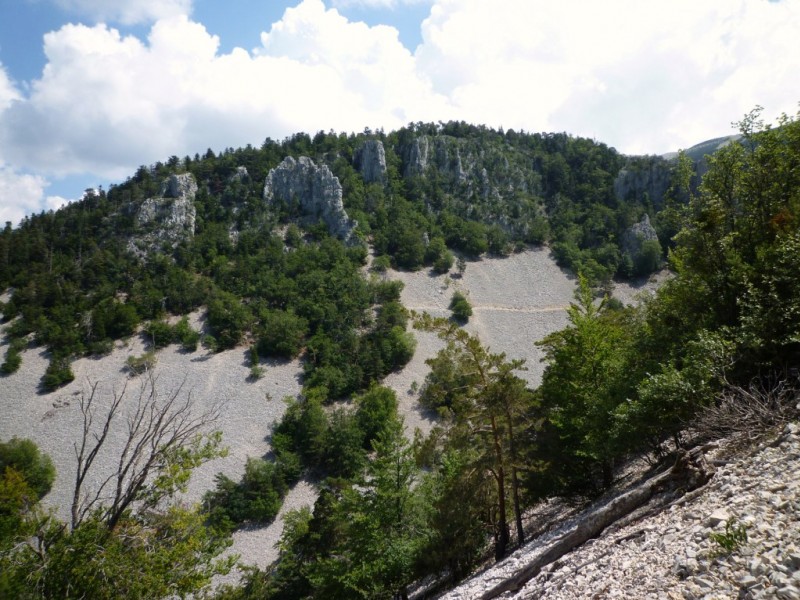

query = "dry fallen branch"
[[697, 375, 800, 439]]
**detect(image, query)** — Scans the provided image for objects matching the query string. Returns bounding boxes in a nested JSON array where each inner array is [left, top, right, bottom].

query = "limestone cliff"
[[263, 156, 358, 244], [399, 134, 539, 240], [128, 173, 197, 258], [354, 139, 387, 185], [622, 214, 659, 256], [614, 155, 674, 208]]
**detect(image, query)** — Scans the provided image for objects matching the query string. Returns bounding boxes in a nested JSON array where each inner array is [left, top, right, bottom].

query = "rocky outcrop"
[[622, 214, 659, 257], [402, 136, 466, 183], [404, 137, 430, 178], [620, 214, 661, 275], [398, 133, 539, 241], [614, 156, 674, 208], [229, 166, 250, 184], [354, 140, 387, 184], [128, 173, 197, 258], [263, 156, 357, 244]]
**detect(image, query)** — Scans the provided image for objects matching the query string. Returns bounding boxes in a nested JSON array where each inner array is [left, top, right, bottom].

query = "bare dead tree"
[[71, 371, 224, 531]]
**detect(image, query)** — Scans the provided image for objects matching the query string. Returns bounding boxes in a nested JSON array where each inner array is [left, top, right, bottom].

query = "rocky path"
[[440, 423, 800, 600]]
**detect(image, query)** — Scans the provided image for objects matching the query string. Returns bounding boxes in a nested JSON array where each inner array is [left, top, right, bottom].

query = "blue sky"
[[0, 0, 798, 226]]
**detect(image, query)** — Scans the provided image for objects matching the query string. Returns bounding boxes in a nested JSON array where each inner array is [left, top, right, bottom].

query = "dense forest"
[[2, 108, 799, 598]]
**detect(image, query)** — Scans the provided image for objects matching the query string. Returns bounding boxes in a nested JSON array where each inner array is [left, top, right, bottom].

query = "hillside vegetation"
[[2, 108, 799, 598]]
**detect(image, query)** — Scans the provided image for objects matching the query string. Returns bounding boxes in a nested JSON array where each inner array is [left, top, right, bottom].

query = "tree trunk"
[[507, 416, 524, 547], [511, 466, 524, 547], [490, 415, 509, 560]]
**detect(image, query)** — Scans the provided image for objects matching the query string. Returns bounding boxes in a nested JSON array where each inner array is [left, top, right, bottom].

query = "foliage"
[[42, 355, 74, 391], [0, 380, 233, 599], [256, 417, 431, 600], [535, 275, 640, 494], [174, 316, 200, 351], [0, 437, 56, 499], [126, 350, 157, 375], [256, 309, 307, 359], [0, 466, 39, 551], [2, 507, 234, 599], [415, 313, 535, 558], [354, 384, 400, 449], [205, 458, 290, 531], [1, 338, 25, 374], [449, 291, 473, 323], [710, 518, 748, 556], [143, 319, 174, 349], [5, 110, 800, 596]]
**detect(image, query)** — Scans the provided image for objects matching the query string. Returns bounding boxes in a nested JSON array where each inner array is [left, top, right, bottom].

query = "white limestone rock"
[[263, 156, 358, 244], [354, 139, 387, 184], [129, 173, 197, 258]]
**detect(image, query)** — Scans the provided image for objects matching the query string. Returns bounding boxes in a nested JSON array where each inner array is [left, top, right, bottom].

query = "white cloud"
[[330, 0, 430, 8], [0, 64, 20, 111], [0, 165, 49, 227], [0, 1, 451, 183], [51, 0, 192, 25], [416, 0, 800, 153], [45, 194, 71, 212], [1, 0, 799, 226]]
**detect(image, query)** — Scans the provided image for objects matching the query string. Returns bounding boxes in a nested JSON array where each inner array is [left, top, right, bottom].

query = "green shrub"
[[88, 339, 114, 356], [710, 518, 748, 556], [173, 317, 200, 352], [0, 339, 24, 375], [207, 291, 252, 350], [256, 309, 307, 359], [433, 251, 455, 274], [42, 356, 74, 391], [202, 334, 218, 352], [371, 255, 392, 273], [126, 351, 157, 375], [248, 365, 264, 381], [0, 437, 55, 498], [203, 458, 289, 530], [143, 320, 174, 349], [449, 291, 473, 323], [355, 385, 399, 449]]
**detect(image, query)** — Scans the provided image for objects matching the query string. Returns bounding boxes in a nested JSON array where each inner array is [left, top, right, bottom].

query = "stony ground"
[[440, 423, 800, 600]]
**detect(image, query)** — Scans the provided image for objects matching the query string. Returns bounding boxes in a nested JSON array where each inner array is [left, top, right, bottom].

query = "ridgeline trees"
[[0, 121, 669, 390]]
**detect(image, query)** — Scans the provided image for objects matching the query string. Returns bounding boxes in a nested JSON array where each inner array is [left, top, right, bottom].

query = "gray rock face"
[[614, 156, 674, 208], [229, 166, 250, 184], [404, 136, 430, 177], [403, 136, 466, 183], [399, 133, 539, 242], [158, 172, 198, 200], [263, 156, 357, 244], [129, 173, 197, 258], [622, 213, 659, 259], [354, 140, 387, 184]]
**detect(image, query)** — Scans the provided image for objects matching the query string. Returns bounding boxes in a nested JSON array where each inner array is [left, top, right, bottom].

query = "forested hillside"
[[2, 109, 799, 598]]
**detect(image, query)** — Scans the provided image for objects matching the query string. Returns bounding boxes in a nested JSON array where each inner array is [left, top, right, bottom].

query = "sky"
[[0, 0, 798, 226]]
